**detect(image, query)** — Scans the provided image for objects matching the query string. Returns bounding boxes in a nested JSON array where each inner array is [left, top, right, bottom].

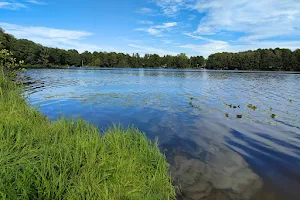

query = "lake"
[[24, 68, 300, 200]]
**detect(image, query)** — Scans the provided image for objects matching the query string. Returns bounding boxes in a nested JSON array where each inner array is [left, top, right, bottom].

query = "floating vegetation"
[[271, 113, 276, 118], [190, 97, 194, 100], [247, 104, 257, 110], [270, 107, 273, 111], [189, 101, 194, 107], [289, 99, 293, 103], [225, 103, 232, 108], [236, 115, 243, 119], [225, 103, 240, 109], [109, 93, 122, 98], [225, 113, 229, 118]]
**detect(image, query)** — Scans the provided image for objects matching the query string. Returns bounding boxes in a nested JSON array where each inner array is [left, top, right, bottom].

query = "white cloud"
[[118, 37, 142, 44], [161, 39, 173, 44], [179, 44, 225, 57], [188, 15, 196, 20], [137, 7, 154, 14], [0, 1, 26, 9], [146, 27, 162, 36], [26, 0, 47, 5], [128, 44, 178, 56], [0, 22, 110, 53], [180, 38, 300, 58], [149, 0, 300, 56], [136, 22, 177, 36], [138, 20, 154, 25], [179, 39, 230, 57], [0, 22, 92, 40], [193, 0, 300, 40], [154, 22, 177, 29], [0, 2, 10, 7], [153, 0, 192, 16]]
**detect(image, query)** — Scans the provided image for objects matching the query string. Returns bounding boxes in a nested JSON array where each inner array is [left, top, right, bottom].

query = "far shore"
[[25, 65, 300, 74]]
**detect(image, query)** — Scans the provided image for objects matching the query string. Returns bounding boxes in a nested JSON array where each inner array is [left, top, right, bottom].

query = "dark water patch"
[[256, 132, 300, 152], [225, 130, 300, 199]]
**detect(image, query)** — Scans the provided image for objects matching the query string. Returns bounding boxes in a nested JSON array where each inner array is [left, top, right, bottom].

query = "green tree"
[[93, 58, 101, 66], [0, 49, 24, 79], [294, 49, 300, 71], [37, 47, 50, 65], [65, 49, 80, 66], [191, 56, 205, 68], [176, 53, 189, 68], [81, 51, 93, 66], [0, 28, 6, 50]]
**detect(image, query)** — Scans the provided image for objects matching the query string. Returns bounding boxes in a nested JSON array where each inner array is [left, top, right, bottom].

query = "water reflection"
[[24, 69, 300, 200]]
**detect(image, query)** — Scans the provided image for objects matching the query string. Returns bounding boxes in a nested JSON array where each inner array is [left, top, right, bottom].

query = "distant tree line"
[[1, 28, 300, 71], [206, 49, 300, 71], [0, 28, 204, 69]]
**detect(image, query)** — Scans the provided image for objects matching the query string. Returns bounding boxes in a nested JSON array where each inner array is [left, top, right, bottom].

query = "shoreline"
[[26, 66, 300, 74], [0, 68, 176, 199]]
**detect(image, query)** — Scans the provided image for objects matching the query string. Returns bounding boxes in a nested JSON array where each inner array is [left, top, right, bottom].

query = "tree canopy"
[[0, 28, 299, 71], [206, 49, 300, 71]]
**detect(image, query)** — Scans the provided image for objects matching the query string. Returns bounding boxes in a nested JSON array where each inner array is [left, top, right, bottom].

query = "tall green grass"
[[0, 69, 176, 200]]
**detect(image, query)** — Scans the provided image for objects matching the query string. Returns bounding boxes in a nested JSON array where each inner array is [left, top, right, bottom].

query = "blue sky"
[[1, 0, 300, 57]]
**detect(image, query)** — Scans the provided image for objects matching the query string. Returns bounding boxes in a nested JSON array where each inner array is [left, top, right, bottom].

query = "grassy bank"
[[0, 70, 175, 199]]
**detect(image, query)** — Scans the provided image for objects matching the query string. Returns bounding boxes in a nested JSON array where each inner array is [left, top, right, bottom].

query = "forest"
[[206, 49, 300, 71], [1, 28, 300, 71]]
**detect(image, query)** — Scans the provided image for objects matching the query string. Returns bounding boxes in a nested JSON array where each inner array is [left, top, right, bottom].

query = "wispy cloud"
[[137, 20, 154, 25], [161, 39, 173, 44], [128, 44, 178, 56], [152, 0, 192, 16], [154, 22, 177, 29], [117, 37, 142, 44], [193, 0, 300, 40], [188, 15, 196, 20], [137, 7, 155, 14], [26, 0, 47, 5], [184, 33, 227, 44], [0, 22, 93, 39], [148, 0, 300, 56], [0, 1, 26, 10], [181, 33, 230, 57], [0, 0, 46, 10], [136, 22, 177, 36], [181, 33, 300, 57], [0, 22, 110, 53]]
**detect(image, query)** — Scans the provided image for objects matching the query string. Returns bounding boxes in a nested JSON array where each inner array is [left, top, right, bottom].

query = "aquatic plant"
[[225, 113, 229, 118], [189, 101, 194, 107], [225, 103, 233, 108], [271, 114, 276, 118], [247, 104, 257, 110], [0, 68, 176, 200], [237, 115, 243, 119]]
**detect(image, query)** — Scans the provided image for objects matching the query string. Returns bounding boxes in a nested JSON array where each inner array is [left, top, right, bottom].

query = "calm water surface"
[[24, 68, 300, 200]]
